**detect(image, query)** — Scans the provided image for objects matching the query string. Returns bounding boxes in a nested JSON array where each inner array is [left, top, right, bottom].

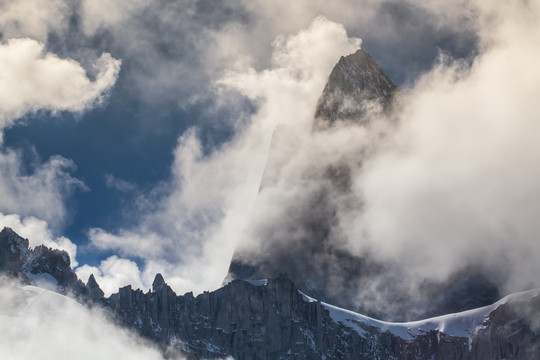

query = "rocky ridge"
[[1, 227, 540, 359], [0, 227, 85, 296]]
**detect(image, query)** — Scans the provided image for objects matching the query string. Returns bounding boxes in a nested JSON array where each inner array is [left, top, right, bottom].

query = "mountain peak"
[[152, 273, 166, 292], [313, 49, 397, 130], [84, 273, 105, 301]]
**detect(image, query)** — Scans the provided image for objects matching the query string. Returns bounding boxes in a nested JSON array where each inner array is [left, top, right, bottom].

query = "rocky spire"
[[84, 274, 105, 302], [225, 49, 500, 321], [313, 49, 397, 131], [152, 273, 166, 292]]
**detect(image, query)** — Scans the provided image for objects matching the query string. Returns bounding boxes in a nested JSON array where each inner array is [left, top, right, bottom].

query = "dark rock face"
[[83, 274, 105, 302], [104, 274, 473, 360], [225, 50, 395, 314], [27, 244, 81, 293], [103, 273, 540, 360], [0, 226, 99, 299], [471, 295, 540, 359], [0, 227, 30, 275]]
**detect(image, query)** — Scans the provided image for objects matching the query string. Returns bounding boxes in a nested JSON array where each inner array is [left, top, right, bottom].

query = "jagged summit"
[[84, 273, 105, 301], [313, 49, 397, 131], [152, 273, 166, 292], [226, 50, 401, 317]]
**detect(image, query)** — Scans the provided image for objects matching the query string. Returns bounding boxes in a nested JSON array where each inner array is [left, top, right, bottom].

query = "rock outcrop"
[[471, 295, 540, 359]]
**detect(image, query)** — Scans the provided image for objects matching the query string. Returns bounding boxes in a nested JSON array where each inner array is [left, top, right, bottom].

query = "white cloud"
[[76, 256, 146, 296], [340, 0, 540, 292], [0, 38, 121, 134], [0, 213, 78, 267], [0, 36, 120, 232], [88, 17, 362, 295], [0, 278, 169, 360], [97, 0, 540, 309]]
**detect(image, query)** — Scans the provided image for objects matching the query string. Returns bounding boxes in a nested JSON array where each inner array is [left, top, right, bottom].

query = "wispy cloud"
[[353, 0, 540, 293], [0, 38, 120, 134], [105, 174, 136, 193], [0, 153, 86, 230], [88, 1, 540, 318]]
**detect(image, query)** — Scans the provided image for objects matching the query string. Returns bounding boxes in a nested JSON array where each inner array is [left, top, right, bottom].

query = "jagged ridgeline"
[[226, 49, 499, 322], [0, 227, 103, 302], [2, 227, 540, 360]]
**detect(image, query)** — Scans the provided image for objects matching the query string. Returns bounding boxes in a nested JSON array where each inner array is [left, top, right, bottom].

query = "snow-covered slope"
[[0, 282, 166, 360], [301, 288, 540, 341]]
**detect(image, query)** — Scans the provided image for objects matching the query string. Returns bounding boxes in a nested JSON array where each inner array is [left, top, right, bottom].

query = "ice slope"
[[299, 288, 540, 341]]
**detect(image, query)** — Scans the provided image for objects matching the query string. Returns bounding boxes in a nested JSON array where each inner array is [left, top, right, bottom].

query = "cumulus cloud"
[[222, 0, 478, 85], [224, 0, 540, 317], [351, 0, 540, 293], [76, 256, 146, 296], [87, 17, 362, 294], [0, 38, 121, 134], [0, 213, 78, 267], [0, 278, 169, 360]]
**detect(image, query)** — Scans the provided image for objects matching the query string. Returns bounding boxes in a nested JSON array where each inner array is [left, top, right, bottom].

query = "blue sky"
[[3, 0, 540, 299]]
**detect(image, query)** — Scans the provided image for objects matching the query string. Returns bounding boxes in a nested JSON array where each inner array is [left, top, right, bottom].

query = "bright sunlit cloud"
[[0, 278, 168, 360]]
